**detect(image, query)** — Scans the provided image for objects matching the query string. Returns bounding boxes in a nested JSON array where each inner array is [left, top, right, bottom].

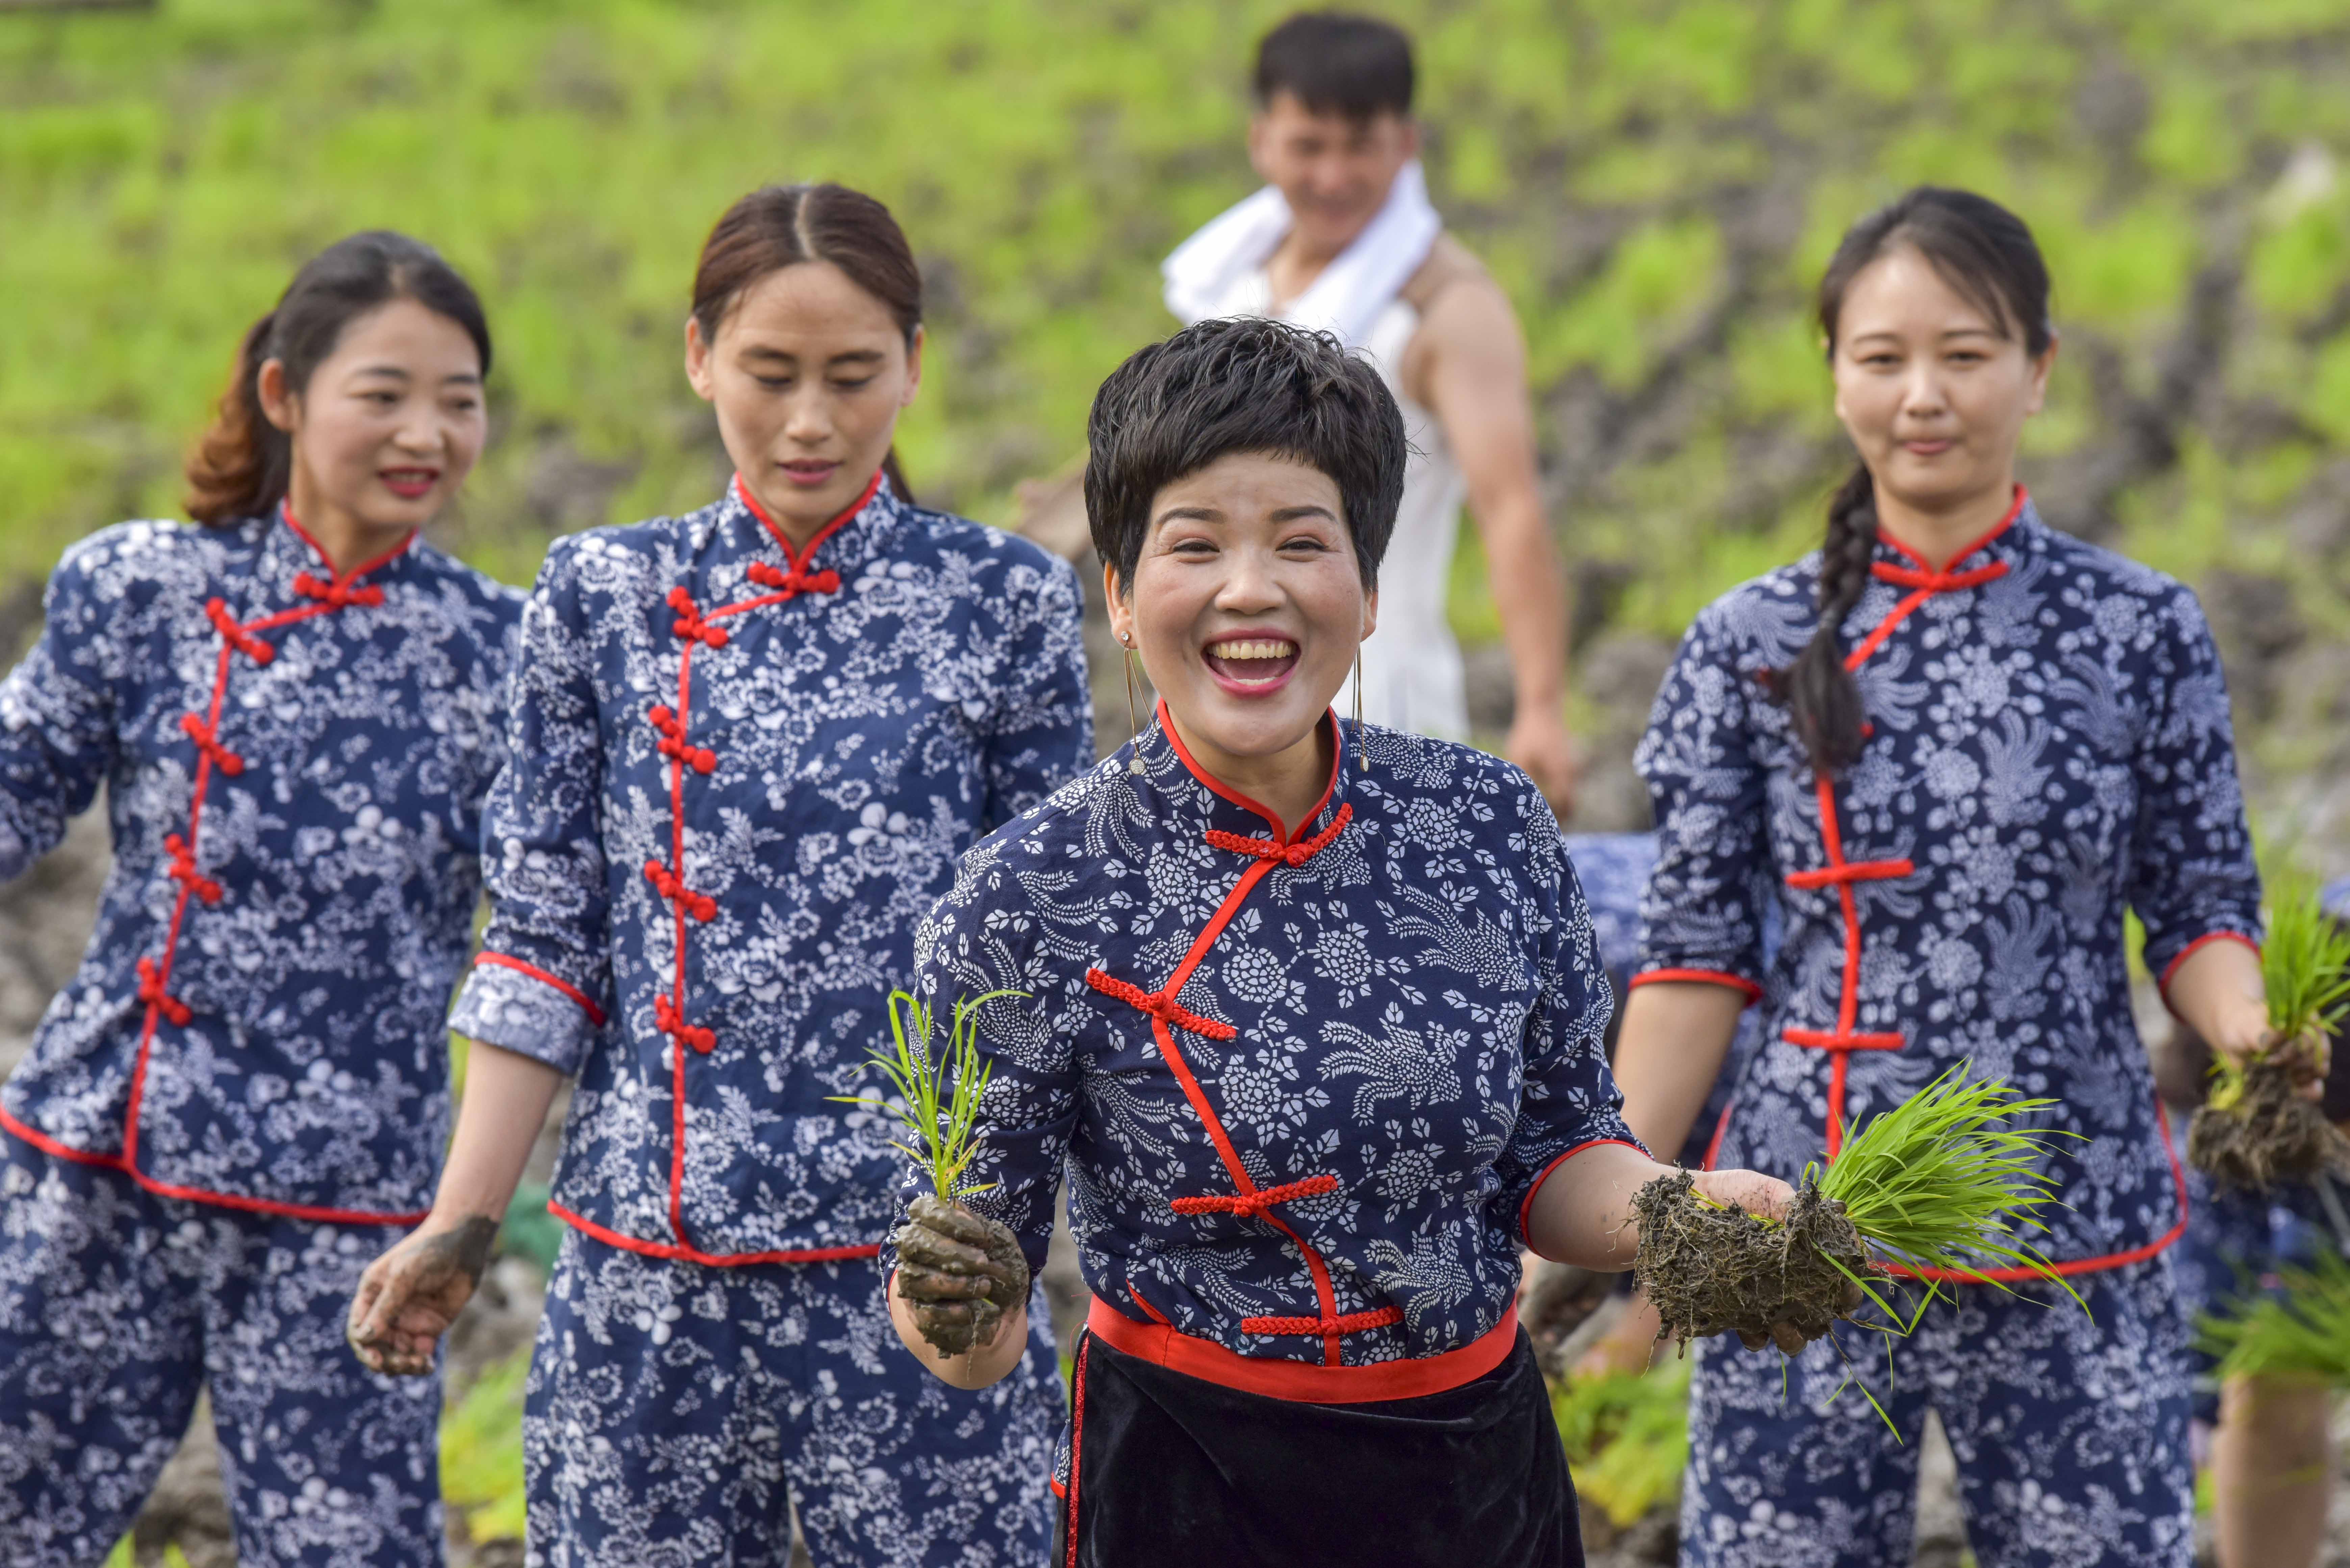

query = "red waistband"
[[1085, 1294, 1519, 1405]]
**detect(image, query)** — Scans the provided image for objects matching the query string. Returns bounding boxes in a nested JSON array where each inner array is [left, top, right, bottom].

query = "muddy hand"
[[346, 1214, 497, 1377], [895, 1194, 1029, 1357], [1734, 1274, 1868, 1353]]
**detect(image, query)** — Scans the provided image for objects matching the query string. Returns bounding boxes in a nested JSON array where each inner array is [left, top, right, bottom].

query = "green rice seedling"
[[1635, 1066, 2081, 1355], [831, 988, 1018, 1201], [2196, 1245, 2350, 1387], [2190, 879, 2350, 1188]]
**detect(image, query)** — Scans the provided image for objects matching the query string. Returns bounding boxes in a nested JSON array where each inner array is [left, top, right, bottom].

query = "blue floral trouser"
[[523, 1228, 1061, 1567], [0, 1139, 443, 1567], [1681, 1259, 2193, 1568]]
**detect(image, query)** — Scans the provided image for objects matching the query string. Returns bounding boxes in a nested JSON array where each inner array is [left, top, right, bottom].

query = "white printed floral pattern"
[[0, 510, 517, 1219], [902, 714, 1636, 1369], [449, 475, 1091, 1263]]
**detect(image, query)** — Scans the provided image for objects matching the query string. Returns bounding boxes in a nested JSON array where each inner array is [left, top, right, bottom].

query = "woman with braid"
[[1612, 187, 2273, 1568]]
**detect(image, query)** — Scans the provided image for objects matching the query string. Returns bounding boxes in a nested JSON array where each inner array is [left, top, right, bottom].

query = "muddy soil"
[[1633, 1171, 1865, 1349], [2190, 1052, 2350, 1190]]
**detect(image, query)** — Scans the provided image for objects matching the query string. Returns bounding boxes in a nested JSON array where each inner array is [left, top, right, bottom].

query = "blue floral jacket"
[[0, 511, 520, 1222], [906, 710, 1638, 1380], [449, 474, 1091, 1264], [1634, 493, 2260, 1275]]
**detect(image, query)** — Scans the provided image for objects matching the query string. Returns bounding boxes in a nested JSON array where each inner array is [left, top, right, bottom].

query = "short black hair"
[[1253, 11, 1414, 121], [1086, 317, 1406, 593]]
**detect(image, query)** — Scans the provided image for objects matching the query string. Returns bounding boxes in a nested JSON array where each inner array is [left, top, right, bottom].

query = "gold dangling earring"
[[1351, 648, 1365, 770], [1123, 638, 1147, 775]]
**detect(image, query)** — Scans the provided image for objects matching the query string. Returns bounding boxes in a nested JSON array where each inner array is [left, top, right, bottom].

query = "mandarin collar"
[[720, 469, 899, 582], [1869, 485, 2038, 578], [1120, 699, 1355, 849], [256, 504, 418, 598]]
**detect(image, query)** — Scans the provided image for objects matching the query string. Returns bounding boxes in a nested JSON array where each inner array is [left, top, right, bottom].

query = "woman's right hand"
[[1689, 1166, 1862, 1354], [346, 1212, 500, 1377], [893, 1193, 1030, 1356]]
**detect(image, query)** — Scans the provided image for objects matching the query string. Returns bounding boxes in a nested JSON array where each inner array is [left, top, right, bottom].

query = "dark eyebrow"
[[1155, 506, 1223, 525], [441, 371, 483, 387], [827, 349, 887, 367], [1270, 505, 1338, 523]]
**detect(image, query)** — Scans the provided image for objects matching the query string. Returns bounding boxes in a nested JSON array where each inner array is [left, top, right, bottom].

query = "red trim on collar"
[[1155, 698, 1343, 843], [1876, 484, 2026, 575], [277, 503, 417, 587], [732, 469, 883, 573]]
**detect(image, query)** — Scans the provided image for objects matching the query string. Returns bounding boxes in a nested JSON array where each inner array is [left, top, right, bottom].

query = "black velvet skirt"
[[1054, 1327, 1583, 1568]]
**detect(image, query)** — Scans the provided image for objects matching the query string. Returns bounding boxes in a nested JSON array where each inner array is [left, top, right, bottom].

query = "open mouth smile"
[[1202, 635, 1300, 696]]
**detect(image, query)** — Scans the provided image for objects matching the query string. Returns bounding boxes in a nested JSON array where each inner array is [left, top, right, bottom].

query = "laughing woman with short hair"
[[886, 317, 1815, 1568]]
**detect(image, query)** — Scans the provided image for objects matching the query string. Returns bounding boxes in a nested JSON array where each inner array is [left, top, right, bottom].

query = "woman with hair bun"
[[0, 232, 521, 1566], [348, 182, 1091, 1566], [1614, 187, 2270, 1566]]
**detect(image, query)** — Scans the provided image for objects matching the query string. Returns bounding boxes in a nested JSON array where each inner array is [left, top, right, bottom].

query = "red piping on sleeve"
[[1627, 968, 1762, 1005], [2157, 930, 2261, 1011], [1518, 1137, 1646, 1251], [473, 952, 609, 1027]]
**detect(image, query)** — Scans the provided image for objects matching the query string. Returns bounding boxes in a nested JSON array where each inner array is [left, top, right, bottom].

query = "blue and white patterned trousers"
[[0, 1139, 444, 1567], [524, 1229, 1061, 1567], [1680, 1259, 2193, 1568]]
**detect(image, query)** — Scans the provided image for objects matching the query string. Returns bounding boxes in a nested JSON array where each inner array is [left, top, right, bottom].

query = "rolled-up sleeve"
[[1498, 783, 1644, 1244], [449, 539, 612, 1073], [1631, 602, 1772, 1003], [2129, 585, 2262, 994], [980, 552, 1093, 830], [0, 543, 122, 882]]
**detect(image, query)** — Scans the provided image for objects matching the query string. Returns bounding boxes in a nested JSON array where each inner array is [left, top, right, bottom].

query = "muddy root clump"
[[1632, 1170, 1867, 1349], [2189, 1055, 2350, 1190]]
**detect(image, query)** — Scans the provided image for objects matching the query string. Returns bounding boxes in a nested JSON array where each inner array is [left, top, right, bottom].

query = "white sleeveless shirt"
[[1210, 269, 1472, 741]]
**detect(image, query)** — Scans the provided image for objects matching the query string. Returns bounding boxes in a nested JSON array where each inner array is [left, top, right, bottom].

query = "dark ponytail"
[[1768, 186, 2053, 776], [691, 183, 923, 504], [185, 232, 491, 526]]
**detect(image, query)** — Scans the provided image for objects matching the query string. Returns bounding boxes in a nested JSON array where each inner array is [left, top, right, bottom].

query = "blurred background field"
[[9, 0, 2350, 1562]]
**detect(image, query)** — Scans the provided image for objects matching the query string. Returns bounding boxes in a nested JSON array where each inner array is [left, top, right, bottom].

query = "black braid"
[[1764, 464, 1877, 777]]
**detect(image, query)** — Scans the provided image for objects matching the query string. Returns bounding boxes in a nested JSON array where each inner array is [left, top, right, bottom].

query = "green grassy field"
[[10, 0, 2350, 666], [16, 0, 2350, 1553]]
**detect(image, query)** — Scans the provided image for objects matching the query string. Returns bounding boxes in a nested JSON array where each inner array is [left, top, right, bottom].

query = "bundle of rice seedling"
[[2196, 1244, 2350, 1387], [2189, 882, 2350, 1189], [834, 988, 1026, 1354], [1634, 1067, 2078, 1357]]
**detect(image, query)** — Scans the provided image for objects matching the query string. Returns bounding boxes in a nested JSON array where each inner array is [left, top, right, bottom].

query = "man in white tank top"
[[1159, 10, 1578, 814]]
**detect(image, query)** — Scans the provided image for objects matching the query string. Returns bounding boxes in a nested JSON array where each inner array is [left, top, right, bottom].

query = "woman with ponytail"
[[347, 183, 1090, 1566], [1612, 187, 2269, 1567], [0, 232, 521, 1566]]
